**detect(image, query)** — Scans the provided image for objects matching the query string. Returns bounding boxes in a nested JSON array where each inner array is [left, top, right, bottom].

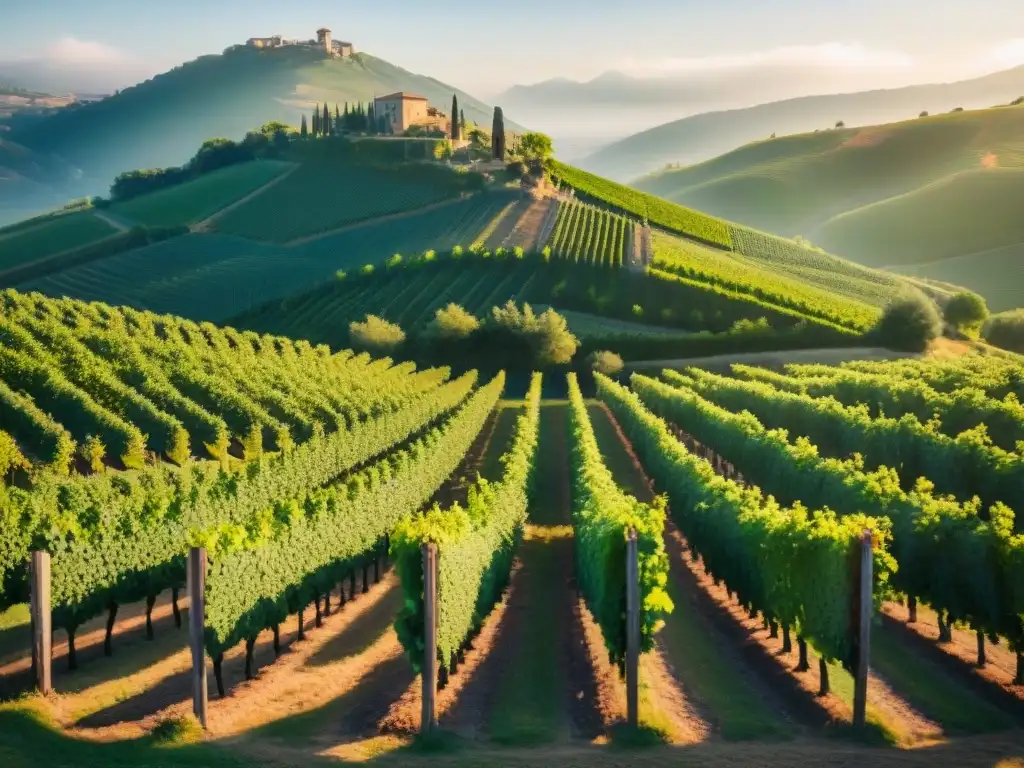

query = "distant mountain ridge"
[[0, 46, 520, 225], [575, 65, 1024, 181]]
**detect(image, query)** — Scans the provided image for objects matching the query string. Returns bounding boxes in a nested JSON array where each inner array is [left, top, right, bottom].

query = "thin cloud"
[[976, 38, 1024, 72], [46, 36, 128, 64], [616, 42, 916, 77]]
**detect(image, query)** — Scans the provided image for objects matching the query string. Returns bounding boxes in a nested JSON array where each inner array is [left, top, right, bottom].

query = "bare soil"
[[883, 601, 1024, 709], [59, 567, 401, 742], [482, 196, 531, 250], [504, 197, 556, 251]]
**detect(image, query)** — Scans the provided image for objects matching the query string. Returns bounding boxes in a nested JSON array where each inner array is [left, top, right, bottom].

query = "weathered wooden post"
[[421, 543, 439, 734], [852, 531, 872, 730], [625, 529, 640, 729], [187, 547, 208, 729], [30, 551, 52, 695]]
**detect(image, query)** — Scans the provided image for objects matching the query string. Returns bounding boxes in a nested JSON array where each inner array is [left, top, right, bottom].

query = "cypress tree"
[[368, 101, 376, 134], [460, 109, 466, 133], [300, 113, 308, 137], [492, 106, 506, 161], [335, 103, 341, 133], [451, 94, 460, 140], [313, 104, 320, 137], [323, 103, 331, 136]]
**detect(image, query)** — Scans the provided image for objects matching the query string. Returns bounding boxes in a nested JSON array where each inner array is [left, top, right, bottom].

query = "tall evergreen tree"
[[460, 109, 466, 133], [451, 94, 460, 140], [367, 102, 376, 134], [335, 104, 341, 133], [312, 105, 320, 137], [323, 103, 331, 137], [492, 106, 506, 161], [300, 113, 308, 137]]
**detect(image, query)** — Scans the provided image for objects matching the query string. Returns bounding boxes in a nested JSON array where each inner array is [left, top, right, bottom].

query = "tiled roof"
[[376, 92, 428, 101]]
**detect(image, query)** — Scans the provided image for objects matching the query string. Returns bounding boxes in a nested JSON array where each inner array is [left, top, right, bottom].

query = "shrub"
[[152, 715, 204, 745], [487, 301, 579, 367], [80, 434, 106, 473], [943, 290, 989, 337], [984, 309, 1024, 353], [0, 431, 28, 479], [872, 289, 941, 352], [429, 304, 480, 340], [587, 350, 624, 376], [350, 314, 405, 355]]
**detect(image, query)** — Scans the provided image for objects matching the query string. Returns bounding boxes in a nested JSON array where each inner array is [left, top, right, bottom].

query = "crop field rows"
[[652, 231, 881, 332], [18, 195, 514, 322], [546, 199, 632, 267], [0, 211, 119, 274], [726, 224, 903, 307], [3, 330, 1023, 765], [109, 160, 295, 229], [550, 161, 733, 249], [214, 161, 475, 243]]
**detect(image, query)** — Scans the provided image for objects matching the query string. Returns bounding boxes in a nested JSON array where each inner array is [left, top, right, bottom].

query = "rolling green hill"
[[580, 64, 1024, 181], [1, 46, 518, 223], [634, 105, 1024, 311]]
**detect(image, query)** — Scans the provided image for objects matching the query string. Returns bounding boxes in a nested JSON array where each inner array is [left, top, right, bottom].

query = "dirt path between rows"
[[589, 403, 825, 739], [61, 568, 401, 742], [456, 404, 607, 744]]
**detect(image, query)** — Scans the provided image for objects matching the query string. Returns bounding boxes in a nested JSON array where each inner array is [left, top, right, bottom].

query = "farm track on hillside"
[[504, 197, 555, 251], [483, 197, 532, 251], [193, 163, 300, 232], [92, 210, 133, 232], [284, 194, 473, 247], [626, 347, 915, 372]]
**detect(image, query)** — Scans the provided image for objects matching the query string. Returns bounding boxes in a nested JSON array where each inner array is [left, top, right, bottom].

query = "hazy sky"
[[3, 0, 1024, 97]]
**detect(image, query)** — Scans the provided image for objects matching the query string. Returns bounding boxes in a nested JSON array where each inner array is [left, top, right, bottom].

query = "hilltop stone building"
[[374, 92, 450, 135], [247, 27, 354, 58]]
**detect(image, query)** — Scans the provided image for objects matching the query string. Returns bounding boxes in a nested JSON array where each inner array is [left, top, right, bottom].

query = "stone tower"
[[317, 28, 332, 54]]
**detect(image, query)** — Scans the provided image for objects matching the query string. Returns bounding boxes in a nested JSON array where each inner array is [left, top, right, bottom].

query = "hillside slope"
[[632, 105, 1024, 310], [580, 65, 1024, 181], [2, 47, 517, 222]]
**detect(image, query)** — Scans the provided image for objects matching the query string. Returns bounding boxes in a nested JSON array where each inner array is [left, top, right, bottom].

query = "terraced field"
[[727, 224, 902, 308], [0, 212, 118, 273], [652, 232, 881, 332], [234, 251, 855, 355], [215, 162, 475, 242], [19, 195, 513, 321], [547, 199, 632, 267], [109, 160, 294, 228]]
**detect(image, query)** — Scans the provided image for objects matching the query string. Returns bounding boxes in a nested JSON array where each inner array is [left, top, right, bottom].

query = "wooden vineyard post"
[[29, 551, 52, 695], [421, 543, 439, 734], [625, 529, 640, 729], [187, 547, 208, 729], [852, 531, 873, 731]]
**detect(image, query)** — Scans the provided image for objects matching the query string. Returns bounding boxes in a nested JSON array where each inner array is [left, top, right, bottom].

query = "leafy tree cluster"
[[943, 290, 989, 338], [349, 315, 406, 355], [110, 122, 293, 201], [871, 288, 942, 352], [984, 309, 1024, 353]]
